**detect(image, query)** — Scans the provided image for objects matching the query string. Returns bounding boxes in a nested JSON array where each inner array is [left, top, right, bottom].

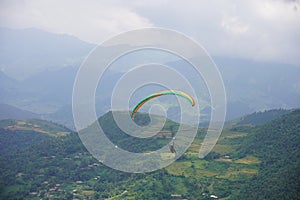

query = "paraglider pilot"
[[169, 137, 176, 153]]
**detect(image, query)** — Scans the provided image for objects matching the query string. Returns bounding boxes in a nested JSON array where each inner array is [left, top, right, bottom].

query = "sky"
[[0, 0, 299, 66]]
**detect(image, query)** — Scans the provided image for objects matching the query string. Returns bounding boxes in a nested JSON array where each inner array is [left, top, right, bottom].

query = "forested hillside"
[[236, 109, 292, 126], [0, 110, 299, 199], [233, 110, 300, 199]]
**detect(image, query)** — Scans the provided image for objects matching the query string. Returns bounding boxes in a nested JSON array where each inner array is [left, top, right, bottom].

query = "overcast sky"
[[0, 0, 299, 66]]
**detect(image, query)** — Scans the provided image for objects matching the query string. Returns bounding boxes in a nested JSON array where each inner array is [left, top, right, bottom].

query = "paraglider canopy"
[[131, 89, 195, 120]]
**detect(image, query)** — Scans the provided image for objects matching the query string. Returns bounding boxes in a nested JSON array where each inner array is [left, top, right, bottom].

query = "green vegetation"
[[0, 110, 299, 199], [223, 108, 292, 128], [0, 118, 70, 137], [232, 109, 300, 199], [236, 108, 292, 126]]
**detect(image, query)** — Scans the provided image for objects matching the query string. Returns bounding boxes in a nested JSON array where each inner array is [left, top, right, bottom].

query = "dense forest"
[[0, 109, 299, 199], [233, 109, 300, 199]]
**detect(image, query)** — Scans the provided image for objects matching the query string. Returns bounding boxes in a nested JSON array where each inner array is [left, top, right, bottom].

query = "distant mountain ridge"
[[0, 103, 40, 120], [0, 27, 94, 80], [236, 108, 292, 126], [219, 108, 294, 128], [0, 28, 299, 126], [168, 57, 300, 120]]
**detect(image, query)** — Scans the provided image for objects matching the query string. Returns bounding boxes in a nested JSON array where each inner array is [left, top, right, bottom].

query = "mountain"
[[82, 111, 178, 153], [0, 65, 79, 114], [44, 104, 75, 130], [0, 27, 94, 114], [0, 118, 70, 136], [0, 71, 17, 89], [235, 108, 292, 126], [0, 27, 94, 80], [18, 66, 78, 113], [28, 55, 300, 128], [0, 109, 299, 199], [0, 71, 18, 101], [0, 118, 70, 155], [1, 28, 300, 126], [221, 108, 293, 128], [0, 103, 40, 120], [213, 57, 300, 114], [233, 109, 300, 199], [167, 57, 300, 120]]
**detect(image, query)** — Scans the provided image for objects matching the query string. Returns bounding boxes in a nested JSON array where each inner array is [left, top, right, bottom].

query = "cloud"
[[0, 0, 153, 44], [221, 16, 249, 35], [130, 0, 300, 65], [0, 0, 299, 65]]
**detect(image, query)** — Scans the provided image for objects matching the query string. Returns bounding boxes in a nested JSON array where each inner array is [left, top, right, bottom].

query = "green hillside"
[[0, 103, 40, 120], [0, 118, 70, 136], [0, 110, 299, 199], [236, 108, 292, 126], [232, 109, 300, 199], [223, 108, 292, 128]]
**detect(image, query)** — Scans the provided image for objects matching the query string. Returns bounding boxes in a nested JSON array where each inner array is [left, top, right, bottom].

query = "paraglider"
[[131, 89, 195, 120], [131, 89, 195, 154], [169, 137, 176, 153]]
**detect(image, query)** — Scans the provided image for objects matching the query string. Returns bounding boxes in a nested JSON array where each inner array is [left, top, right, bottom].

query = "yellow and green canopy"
[[131, 90, 195, 120]]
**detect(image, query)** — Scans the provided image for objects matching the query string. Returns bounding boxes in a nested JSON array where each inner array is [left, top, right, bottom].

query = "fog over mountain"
[[0, 28, 299, 128], [0, 27, 94, 80]]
